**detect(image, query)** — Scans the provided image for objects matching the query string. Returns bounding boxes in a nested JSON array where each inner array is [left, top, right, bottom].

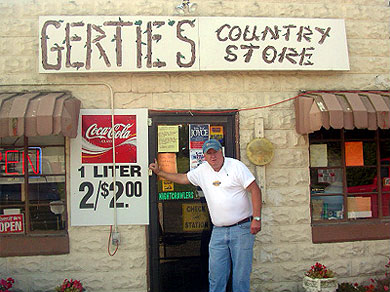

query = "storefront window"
[[309, 128, 390, 242], [0, 136, 68, 256]]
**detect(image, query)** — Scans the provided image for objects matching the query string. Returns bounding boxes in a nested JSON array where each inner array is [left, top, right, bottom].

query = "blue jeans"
[[209, 221, 255, 292]]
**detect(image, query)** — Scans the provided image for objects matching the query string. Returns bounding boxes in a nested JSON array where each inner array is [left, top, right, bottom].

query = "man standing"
[[149, 139, 262, 292]]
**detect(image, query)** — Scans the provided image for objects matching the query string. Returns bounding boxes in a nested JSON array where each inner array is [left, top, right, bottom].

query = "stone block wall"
[[0, 0, 389, 291]]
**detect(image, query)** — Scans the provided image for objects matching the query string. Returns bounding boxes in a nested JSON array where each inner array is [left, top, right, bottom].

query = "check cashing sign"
[[70, 109, 149, 226]]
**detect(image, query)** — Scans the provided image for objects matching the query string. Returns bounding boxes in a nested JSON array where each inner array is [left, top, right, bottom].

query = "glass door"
[[148, 112, 237, 292]]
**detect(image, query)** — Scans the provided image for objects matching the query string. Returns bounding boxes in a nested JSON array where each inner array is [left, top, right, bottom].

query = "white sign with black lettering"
[[39, 16, 349, 72], [70, 109, 149, 226]]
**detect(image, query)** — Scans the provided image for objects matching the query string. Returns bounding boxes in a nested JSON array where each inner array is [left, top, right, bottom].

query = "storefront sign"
[[70, 109, 149, 226], [0, 214, 24, 234], [39, 16, 349, 72]]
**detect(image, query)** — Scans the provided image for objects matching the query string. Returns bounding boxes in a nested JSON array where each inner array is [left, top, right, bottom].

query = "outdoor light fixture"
[[175, 0, 198, 14]]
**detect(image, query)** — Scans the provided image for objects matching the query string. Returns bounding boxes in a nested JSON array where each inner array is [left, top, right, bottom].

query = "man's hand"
[[250, 219, 261, 235], [149, 159, 160, 175]]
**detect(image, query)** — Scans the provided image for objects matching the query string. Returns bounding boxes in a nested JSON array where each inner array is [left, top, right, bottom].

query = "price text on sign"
[[77, 165, 143, 210], [70, 109, 149, 226]]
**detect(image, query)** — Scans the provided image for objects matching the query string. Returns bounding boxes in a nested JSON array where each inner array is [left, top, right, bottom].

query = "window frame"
[[309, 129, 390, 243], [0, 136, 69, 257]]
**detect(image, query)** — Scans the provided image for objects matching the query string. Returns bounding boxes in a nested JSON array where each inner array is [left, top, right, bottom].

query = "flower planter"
[[303, 276, 338, 292]]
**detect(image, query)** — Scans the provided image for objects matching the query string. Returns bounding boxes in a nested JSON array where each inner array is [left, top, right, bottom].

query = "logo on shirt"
[[213, 181, 221, 186]]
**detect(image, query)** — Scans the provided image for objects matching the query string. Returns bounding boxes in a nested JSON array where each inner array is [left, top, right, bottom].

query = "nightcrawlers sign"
[[39, 16, 349, 72]]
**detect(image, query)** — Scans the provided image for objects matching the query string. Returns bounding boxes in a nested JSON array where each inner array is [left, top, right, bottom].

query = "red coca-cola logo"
[[82, 115, 137, 163]]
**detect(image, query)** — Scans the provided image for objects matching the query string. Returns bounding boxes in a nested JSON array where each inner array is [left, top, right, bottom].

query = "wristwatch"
[[253, 216, 261, 221]]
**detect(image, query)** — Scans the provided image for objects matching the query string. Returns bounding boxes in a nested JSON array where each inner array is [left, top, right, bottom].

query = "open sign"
[[0, 147, 42, 175], [0, 214, 25, 234]]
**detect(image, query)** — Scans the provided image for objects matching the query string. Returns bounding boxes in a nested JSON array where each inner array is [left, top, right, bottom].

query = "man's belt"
[[223, 216, 253, 227]]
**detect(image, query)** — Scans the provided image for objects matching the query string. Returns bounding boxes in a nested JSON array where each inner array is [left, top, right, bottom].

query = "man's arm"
[[149, 159, 191, 185], [246, 180, 262, 235]]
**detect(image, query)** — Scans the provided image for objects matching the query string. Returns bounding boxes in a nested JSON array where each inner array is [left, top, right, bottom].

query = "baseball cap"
[[202, 139, 222, 153]]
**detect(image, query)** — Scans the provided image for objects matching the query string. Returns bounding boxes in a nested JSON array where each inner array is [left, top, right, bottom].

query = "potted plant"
[[55, 279, 85, 292], [303, 262, 337, 292]]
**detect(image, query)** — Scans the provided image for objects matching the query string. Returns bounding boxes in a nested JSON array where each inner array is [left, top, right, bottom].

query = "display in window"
[[345, 141, 364, 166], [309, 144, 327, 167], [311, 196, 343, 220], [318, 169, 336, 183], [347, 196, 372, 219], [210, 126, 224, 144], [190, 149, 205, 170], [189, 124, 209, 149], [158, 125, 179, 153], [162, 180, 174, 192], [310, 168, 343, 194]]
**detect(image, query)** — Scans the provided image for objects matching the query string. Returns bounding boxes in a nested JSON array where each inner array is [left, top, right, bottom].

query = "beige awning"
[[294, 92, 390, 134], [0, 92, 81, 138]]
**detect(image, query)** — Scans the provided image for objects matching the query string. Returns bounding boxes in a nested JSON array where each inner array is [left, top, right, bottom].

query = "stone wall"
[[0, 0, 389, 291]]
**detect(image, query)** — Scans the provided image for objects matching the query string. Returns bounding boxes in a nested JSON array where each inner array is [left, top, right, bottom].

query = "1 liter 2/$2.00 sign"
[[77, 165, 143, 210]]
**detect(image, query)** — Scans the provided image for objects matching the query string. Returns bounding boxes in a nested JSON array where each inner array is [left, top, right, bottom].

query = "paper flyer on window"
[[189, 124, 209, 150], [210, 125, 224, 143], [158, 125, 179, 153], [190, 149, 205, 170], [345, 141, 364, 166], [189, 124, 209, 170], [309, 144, 328, 167]]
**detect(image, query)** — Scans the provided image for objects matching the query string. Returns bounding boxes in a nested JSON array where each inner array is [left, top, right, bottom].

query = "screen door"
[[148, 112, 237, 292]]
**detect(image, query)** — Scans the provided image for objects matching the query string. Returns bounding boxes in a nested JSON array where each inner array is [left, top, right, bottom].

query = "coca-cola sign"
[[82, 115, 137, 163], [70, 109, 149, 226]]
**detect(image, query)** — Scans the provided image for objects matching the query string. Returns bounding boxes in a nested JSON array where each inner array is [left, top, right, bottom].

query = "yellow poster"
[[345, 141, 364, 166], [162, 180, 174, 192], [158, 125, 179, 152], [210, 125, 223, 141], [182, 203, 211, 232]]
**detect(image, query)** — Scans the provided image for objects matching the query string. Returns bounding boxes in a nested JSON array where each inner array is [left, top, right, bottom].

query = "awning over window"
[[0, 92, 81, 138], [294, 92, 390, 134]]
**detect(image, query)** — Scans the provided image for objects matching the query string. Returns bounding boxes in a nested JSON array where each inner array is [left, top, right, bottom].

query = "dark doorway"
[[148, 112, 237, 292]]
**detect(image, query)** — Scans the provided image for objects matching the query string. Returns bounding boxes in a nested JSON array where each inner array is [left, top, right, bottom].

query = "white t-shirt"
[[186, 157, 255, 226]]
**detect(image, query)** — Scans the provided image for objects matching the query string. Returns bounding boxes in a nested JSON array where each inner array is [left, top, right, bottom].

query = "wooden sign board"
[[39, 16, 349, 72]]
